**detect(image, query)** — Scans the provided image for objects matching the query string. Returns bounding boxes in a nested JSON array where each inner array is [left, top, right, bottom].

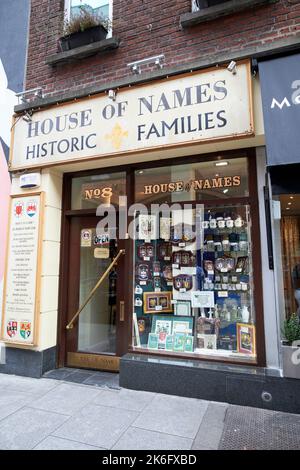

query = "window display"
[[132, 158, 257, 362]]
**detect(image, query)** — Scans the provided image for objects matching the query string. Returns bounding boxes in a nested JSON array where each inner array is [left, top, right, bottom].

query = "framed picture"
[[148, 333, 159, 349], [173, 319, 193, 335], [154, 319, 173, 349], [138, 214, 157, 240], [185, 335, 194, 353], [160, 217, 171, 240], [174, 301, 191, 316], [173, 333, 186, 352], [236, 256, 248, 273], [237, 323, 256, 355], [165, 334, 174, 351], [191, 291, 214, 308], [197, 333, 217, 350], [143, 291, 173, 313]]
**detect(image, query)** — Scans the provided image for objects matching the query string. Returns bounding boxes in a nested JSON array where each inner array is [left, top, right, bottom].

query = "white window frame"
[[64, 0, 113, 37]]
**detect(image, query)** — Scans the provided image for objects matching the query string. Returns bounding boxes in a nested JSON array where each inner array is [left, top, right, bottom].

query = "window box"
[[46, 37, 120, 66], [180, 0, 278, 28], [59, 24, 108, 52]]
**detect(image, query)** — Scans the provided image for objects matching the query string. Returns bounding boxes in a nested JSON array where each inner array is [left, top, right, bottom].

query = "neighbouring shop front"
[[4, 59, 298, 410], [259, 53, 300, 381]]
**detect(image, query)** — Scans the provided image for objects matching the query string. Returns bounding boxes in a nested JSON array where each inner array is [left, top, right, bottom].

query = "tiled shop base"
[[43, 368, 120, 389]]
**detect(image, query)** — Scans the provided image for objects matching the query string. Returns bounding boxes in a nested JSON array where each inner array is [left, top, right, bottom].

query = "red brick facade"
[[26, 0, 300, 97]]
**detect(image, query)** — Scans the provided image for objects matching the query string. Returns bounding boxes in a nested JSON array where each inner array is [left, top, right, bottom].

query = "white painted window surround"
[[64, 0, 113, 38]]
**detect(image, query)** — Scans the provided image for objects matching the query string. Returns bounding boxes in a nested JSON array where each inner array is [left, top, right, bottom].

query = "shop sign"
[[1, 193, 44, 346], [143, 175, 241, 195], [259, 53, 300, 166], [10, 61, 253, 170]]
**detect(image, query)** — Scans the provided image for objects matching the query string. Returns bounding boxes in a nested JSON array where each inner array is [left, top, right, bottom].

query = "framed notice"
[[237, 323, 256, 356], [1, 193, 44, 346]]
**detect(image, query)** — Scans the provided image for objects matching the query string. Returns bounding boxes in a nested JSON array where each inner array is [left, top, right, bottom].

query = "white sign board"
[[10, 61, 253, 170], [1, 193, 43, 346]]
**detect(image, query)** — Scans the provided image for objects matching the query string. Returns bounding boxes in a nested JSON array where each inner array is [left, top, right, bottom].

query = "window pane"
[[275, 194, 300, 318], [70, 1, 109, 19], [135, 157, 249, 205], [71, 172, 126, 210], [133, 160, 256, 362]]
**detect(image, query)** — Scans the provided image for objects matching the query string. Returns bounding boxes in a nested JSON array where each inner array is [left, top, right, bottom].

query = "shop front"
[[259, 53, 300, 381], [3, 59, 295, 410], [57, 151, 263, 373]]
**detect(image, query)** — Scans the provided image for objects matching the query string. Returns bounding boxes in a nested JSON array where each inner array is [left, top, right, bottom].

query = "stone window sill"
[[180, 0, 278, 28], [46, 37, 120, 66]]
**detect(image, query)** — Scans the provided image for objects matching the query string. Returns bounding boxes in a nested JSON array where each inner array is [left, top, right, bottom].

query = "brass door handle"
[[120, 301, 125, 322]]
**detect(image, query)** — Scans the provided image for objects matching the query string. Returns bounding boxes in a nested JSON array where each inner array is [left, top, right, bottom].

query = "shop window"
[[193, 0, 231, 10], [135, 157, 249, 205], [65, 0, 112, 35], [274, 195, 300, 320], [132, 157, 257, 362]]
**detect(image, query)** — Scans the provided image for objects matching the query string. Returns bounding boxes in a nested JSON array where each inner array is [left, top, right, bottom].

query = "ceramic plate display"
[[162, 265, 173, 282], [173, 274, 193, 291], [158, 242, 172, 260], [171, 250, 195, 267], [137, 243, 154, 260], [215, 257, 235, 273], [170, 224, 196, 245], [136, 263, 150, 281]]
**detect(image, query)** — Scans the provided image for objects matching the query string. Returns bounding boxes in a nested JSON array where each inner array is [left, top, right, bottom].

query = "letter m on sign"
[[271, 97, 291, 110]]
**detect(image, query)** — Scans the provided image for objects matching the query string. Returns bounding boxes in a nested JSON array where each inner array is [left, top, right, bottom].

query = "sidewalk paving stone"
[[133, 394, 209, 439], [112, 427, 193, 450], [29, 382, 102, 416], [93, 388, 156, 412], [0, 389, 36, 421], [0, 407, 69, 450], [53, 403, 138, 449], [34, 436, 104, 450], [0, 373, 59, 396], [192, 402, 228, 450]]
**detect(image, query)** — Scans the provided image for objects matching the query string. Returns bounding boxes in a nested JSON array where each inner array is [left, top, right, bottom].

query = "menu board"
[[1, 193, 44, 346]]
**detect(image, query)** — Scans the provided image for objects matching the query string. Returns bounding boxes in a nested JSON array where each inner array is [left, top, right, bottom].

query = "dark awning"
[[259, 53, 300, 166]]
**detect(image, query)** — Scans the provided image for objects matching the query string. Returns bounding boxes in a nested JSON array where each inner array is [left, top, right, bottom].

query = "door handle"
[[120, 301, 125, 322]]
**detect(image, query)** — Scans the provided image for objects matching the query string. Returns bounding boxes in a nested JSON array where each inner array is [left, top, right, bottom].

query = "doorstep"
[[120, 353, 300, 414]]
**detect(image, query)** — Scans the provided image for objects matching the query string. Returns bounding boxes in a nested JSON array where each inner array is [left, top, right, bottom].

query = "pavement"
[[0, 370, 299, 450]]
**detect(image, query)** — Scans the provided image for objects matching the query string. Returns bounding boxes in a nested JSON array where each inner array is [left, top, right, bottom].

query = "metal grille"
[[219, 405, 300, 450]]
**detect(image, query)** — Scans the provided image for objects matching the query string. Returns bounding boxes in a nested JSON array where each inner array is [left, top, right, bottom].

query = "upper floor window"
[[65, 0, 113, 36], [193, 0, 230, 10]]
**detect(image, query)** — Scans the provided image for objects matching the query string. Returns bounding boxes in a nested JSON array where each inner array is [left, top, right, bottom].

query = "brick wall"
[[25, 0, 300, 96]]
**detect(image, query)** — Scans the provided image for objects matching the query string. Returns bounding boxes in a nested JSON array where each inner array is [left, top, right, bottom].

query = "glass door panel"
[[78, 230, 118, 354]]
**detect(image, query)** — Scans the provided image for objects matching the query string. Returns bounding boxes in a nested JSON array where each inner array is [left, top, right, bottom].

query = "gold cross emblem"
[[105, 123, 128, 150]]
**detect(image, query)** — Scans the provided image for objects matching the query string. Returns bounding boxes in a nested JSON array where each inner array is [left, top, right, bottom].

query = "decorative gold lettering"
[[232, 175, 241, 186], [144, 185, 152, 194], [203, 179, 211, 189], [212, 178, 223, 188], [224, 177, 232, 187]]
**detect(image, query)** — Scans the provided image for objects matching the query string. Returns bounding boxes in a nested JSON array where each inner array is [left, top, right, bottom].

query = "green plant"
[[63, 6, 111, 36], [282, 313, 300, 345]]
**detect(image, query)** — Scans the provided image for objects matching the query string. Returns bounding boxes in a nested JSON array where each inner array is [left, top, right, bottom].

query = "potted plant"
[[59, 7, 111, 52], [281, 313, 300, 379]]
